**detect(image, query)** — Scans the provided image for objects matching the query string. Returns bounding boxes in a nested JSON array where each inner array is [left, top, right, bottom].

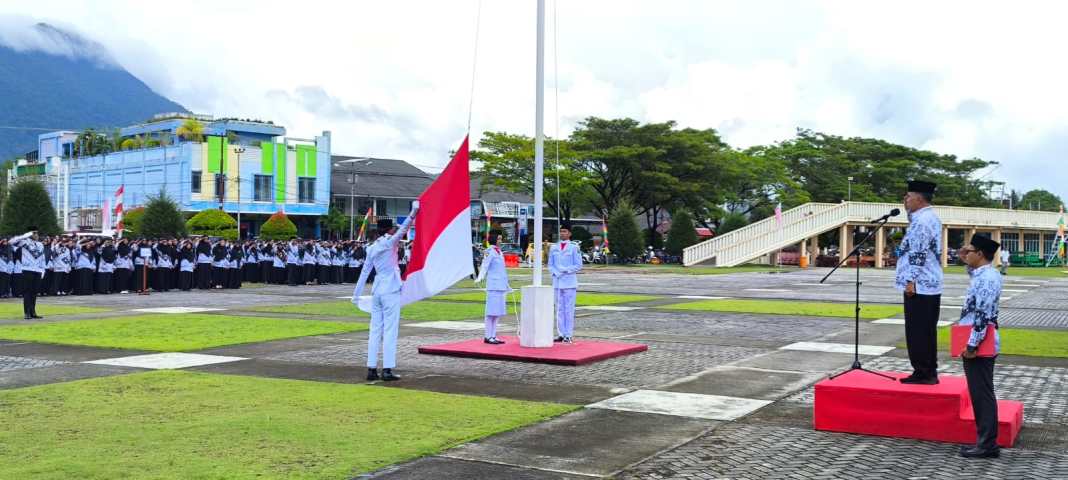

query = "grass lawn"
[[584, 264, 793, 275], [944, 265, 1068, 277], [895, 327, 1068, 359], [661, 298, 901, 319], [253, 300, 516, 321], [0, 314, 368, 351], [0, 302, 109, 319], [0, 370, 575, 479], [433, 291, 660, 306]]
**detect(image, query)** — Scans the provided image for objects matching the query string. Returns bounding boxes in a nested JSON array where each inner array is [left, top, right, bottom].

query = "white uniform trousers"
[[368, 291, 401, 369], [555, 287, 577, 337]]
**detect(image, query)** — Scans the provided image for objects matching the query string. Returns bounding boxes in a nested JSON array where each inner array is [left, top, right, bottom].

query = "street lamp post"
[[847, 176, 854, 202], [234, 146, 245, 239]]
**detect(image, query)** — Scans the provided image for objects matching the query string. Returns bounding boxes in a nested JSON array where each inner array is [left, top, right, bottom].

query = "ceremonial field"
[[2, 266, 1067, 479]]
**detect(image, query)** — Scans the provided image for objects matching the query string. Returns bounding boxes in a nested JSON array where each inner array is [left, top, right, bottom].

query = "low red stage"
[[417, 335, 648, 366], [814, 370, 1024, 447]]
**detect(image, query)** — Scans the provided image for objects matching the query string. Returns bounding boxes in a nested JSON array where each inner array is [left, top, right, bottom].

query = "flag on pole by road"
[[114, 185, 125, 237]]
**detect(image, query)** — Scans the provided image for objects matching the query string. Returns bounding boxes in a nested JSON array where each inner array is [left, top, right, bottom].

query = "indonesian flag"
[[355, 137, 473, 312], [398, 136, 474, 306], [114, 185, 125, 236]]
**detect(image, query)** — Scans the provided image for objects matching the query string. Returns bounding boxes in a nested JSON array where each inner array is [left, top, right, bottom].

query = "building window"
[[215, 174, 226, 201], [254, 175, 273, 202], [298, 177, 315, 203], [192, 171, 201, 193]]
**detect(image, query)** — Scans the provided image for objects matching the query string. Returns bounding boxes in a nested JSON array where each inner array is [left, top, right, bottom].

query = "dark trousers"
[[114, 269, 131, 292], [21, 271, 41, 317], [196, 264, 212, 289], [179, 271, 194, 291], [904, 293, 941, 379], [96, 272, 112, 294], [73, 268, 93, 295], [964, 356, 999, 449], [52, 271, 69, 295], [0, 272, 9, 297]]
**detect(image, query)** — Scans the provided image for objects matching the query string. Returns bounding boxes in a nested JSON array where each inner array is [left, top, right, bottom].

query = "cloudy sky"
[[2, 1, 1067, 200]]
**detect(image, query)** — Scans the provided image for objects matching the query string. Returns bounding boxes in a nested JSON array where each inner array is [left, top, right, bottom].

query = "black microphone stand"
[[821, 216, 896, 381]]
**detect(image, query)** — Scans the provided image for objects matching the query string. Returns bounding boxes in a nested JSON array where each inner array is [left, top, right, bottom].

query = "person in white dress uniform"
[[352, 201, 419, 382], [548, 223, 583, 343], [476, 235, 510, 344]]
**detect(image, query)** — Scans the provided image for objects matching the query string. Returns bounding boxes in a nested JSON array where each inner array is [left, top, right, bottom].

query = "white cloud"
[[2, 0, 1068, 201]]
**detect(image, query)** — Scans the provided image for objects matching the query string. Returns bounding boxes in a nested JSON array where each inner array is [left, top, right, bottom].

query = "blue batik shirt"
[[895, 206, 943, 295], [959, 264, 1000, 354]]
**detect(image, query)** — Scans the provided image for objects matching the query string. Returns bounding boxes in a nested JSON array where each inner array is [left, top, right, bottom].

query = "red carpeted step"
[[417, 335, 647, 366], [814, 370, 1023, 448]]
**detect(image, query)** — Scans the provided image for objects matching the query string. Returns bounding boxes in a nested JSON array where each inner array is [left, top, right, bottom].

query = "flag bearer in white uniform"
[[352, 202, 419, 382], [475, 234, 509, 344], [549, 223, 583, 343]]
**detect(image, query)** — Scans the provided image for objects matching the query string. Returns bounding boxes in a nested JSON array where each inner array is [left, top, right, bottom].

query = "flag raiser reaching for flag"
[[354, 136, 474, 312]]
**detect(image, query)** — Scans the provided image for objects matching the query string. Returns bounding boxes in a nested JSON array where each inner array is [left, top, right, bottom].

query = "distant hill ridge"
[[0, 22, 187, 160]]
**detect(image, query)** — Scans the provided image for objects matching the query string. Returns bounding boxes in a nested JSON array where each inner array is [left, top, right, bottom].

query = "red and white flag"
[[114, 185, 125, 236], [399, 136, 474, 306]]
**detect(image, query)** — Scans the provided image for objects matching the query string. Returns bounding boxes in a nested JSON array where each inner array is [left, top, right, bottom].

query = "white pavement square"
[[779, 341, 895, 356], [744, 288, 792, 293], [130, 307, 225, 314], [577, 306, 645, 312], [85, 353, 246, 370], [587, 389, 772, 421], [872, 318, 954, 327], [408, 321, 486, 331], [676, 295, 729, 300]]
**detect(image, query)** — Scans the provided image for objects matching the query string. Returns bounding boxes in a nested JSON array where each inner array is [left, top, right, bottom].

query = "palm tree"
[[176, 119, 205, 142]]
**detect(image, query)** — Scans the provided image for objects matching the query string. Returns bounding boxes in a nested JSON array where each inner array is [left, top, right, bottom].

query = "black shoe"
[[381, 369, 400, 381], [960, 446, 1000, 458], [484, 337, 505, 345], [24, 315, 32, 320], [900, 375, 939, 385], [493, 337, 506, 344], [554, 336, 564, 343], [31, 315, 42, 319], [366, 368, 380, 381], [563, 337, 574, 344]]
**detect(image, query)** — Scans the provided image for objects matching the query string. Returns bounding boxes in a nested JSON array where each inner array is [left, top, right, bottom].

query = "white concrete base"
[[676, 295, 729, 300], [130, 307, 224, 314], [576, 306, 644, 312], [744, 288, 791, 293], [780, 341, 894, 356], [588, 389, 771, 421], [872, 318, 954, 327], [1002, 289, 1029, 293], [941, 305, 962, 309], [86, 352, 246, 370], [410, 321, 485, 331], [520, 285, 555, 348]]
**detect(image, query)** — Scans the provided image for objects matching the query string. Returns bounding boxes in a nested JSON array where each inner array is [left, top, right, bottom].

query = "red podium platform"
[[814, 370, 1024, 447], [417, 335, 647, 366]]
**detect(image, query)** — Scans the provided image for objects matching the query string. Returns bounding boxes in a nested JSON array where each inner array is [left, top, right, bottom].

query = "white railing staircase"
[[684, 202, 1063, 267]]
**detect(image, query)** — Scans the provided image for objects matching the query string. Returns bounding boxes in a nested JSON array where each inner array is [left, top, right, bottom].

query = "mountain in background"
[[0, 22, 187, 160]]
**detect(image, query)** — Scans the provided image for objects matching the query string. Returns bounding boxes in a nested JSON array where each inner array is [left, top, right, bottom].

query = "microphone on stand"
[[875, 208, 901, 222]]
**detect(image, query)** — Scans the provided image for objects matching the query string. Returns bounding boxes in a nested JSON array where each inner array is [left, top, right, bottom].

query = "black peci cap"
[[907, 180, 937, 195]]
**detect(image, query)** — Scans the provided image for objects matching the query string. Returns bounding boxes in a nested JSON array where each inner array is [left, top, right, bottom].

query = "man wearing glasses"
[[896, 181, 943, 385], [956, 236, 1003, 458]]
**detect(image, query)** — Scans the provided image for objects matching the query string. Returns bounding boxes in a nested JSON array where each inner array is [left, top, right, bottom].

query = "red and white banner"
[[114, 185, 125, 236], [399, 136, 474, 306]]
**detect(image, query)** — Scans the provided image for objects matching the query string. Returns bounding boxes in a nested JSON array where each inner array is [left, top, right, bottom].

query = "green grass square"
[[0, 302, 109, 319], [252, 300, 516, 321], [432, 291, 659, 306], [0, 370, 576, 479], [661, 298, 901, 319], [0, 314, 368, 351], [904, 326, 1068, 358]]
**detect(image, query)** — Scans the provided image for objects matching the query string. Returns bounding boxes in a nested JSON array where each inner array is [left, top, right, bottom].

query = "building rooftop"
[[330, 156, 435, 199]]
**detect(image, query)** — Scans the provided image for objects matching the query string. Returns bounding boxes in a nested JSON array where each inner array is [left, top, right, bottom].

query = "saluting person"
[[11, 228, 46, 319]]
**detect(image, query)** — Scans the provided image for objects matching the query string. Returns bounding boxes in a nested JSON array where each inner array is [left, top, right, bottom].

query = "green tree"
[[718, 212, 749, 235], [260, 211, 297, 240], [569, 225, 592, 251], [322, 206, 349, 240], [1019, 189, 1063, 212], [73, 128, 109, 157], [1, 180, 62, 235], [606, 200, 642, 261], [644, 228, 663, 249], [120, 138, 138, 150], [665, 210, 699, 256], [141, 191, 187, 238], [185, 208, 236, 240], [176, 118, 205, 142], [473, 132, 595, 223], [121, 207, 146, 238]]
